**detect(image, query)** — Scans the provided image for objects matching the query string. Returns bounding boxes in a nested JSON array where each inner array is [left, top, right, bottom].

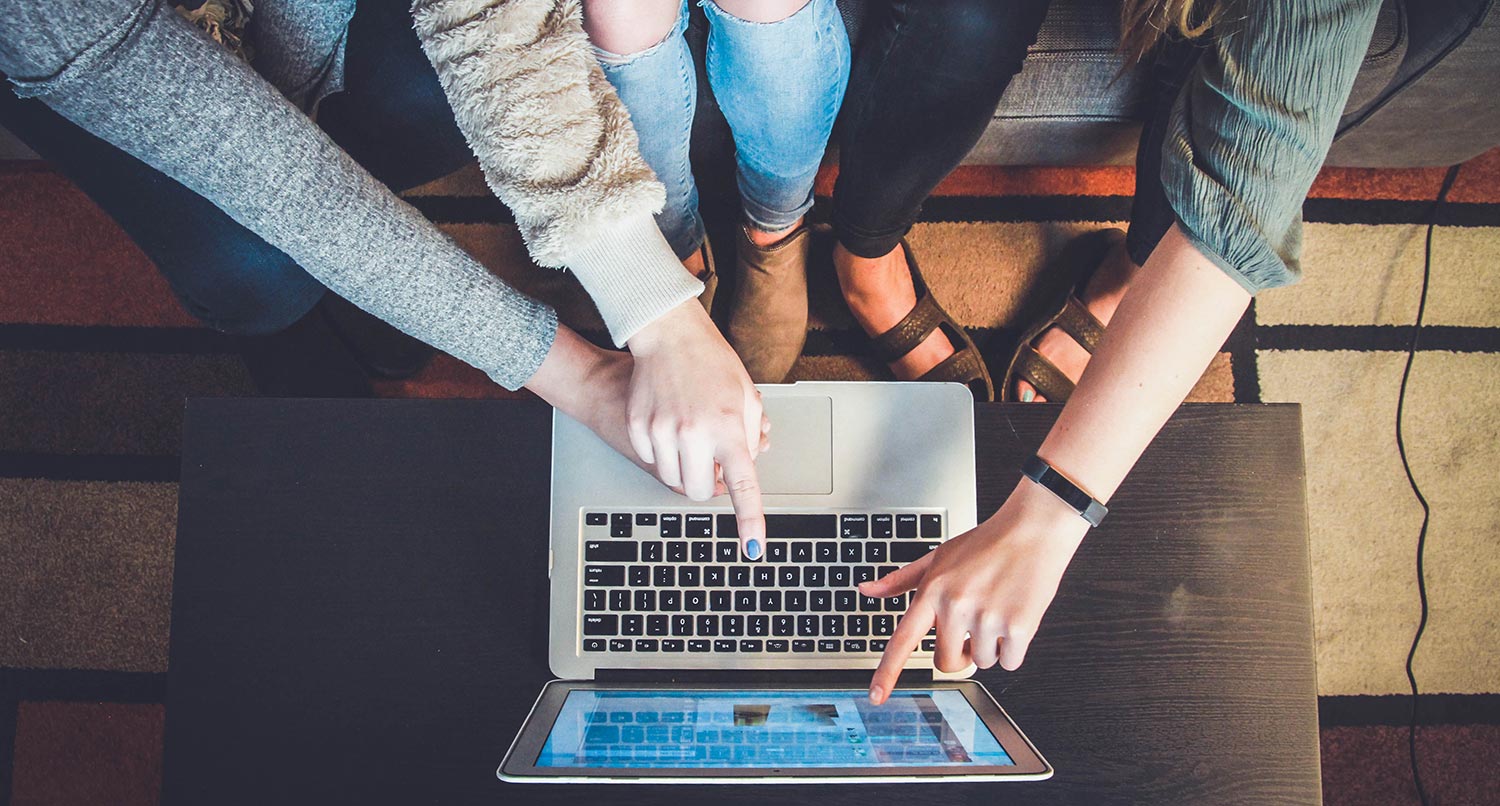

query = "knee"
[[169, 251, 325, 336], [584, 0, 685, 59], [708, 0, 810, 24], [906, 0, 1042, 58]]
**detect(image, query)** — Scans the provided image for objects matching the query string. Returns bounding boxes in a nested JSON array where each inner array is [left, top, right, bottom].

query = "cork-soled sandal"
[[1001, 228, 1125, 402], [868, 240, 995, 402]]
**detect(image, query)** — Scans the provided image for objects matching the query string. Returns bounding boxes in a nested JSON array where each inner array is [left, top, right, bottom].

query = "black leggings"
[[832, 0, 1199, 265]]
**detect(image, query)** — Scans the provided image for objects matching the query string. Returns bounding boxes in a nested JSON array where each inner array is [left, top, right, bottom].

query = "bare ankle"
[[681, 245, 707, 279], [746, 218, 803, 249]]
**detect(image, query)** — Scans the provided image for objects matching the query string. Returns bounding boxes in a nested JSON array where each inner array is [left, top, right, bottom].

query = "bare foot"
[[833, 242, 956, 380], [1014, 239, 1140, 402]]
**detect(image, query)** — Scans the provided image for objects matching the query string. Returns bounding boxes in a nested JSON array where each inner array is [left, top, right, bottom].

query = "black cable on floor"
[[1398, 162, 1461, 806]]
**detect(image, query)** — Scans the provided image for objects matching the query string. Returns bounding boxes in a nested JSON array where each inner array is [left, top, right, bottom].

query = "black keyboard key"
[[765, 514, 837, 539], [790, 542, 814, 563], [716, 542, 738, 563], [679, 566, 701, 587], [823, 616, 845, 636], [710, 590, 731, 612], [865, 542, 888, 563], [860, 595, 883, 612], [684, 590, 707, 611], [891, 542, 936, 563], [647, 615, 668, 635], [885, 595, 907, 612], [811, 590, 832, 612], [767, 639, 790, 652], [840, 543, 862, 563], [748, 615, 769, 637], [696, 615, 719, 636], [797, 615, 820, 636], [870, 639, 888, 652], [880, 565, 900, 577], [818, 639, 841, 653], [638, 542, 663, 563], [689, 639, 711, 652], [660, 590, 682, 611], [844, 639, 867, 653], [610, 638, 632, 652], [848, 615, 869, 636], [586, 512, 608, 526], [920, 638, 937, 652], [804, 567, 826, 587], [816, 542, 838, 563], [662, 639, 685, 652], [659, 514, 683, 538], [685, 514, 713, 538], [840, 514, 868, 539], [734, 591, 757, 612], [691, 541, 714, 563], [740, 639, 763, 652], [792, 639, 815, 653], [667, 541, 689, 563], [835, 590, 857, 612], [872, 514, 894, 538], [716, 514, 738, 539], [773, 615, 794, 636], [854, 566, 876, 585], [778, 567, 800, 588], [585, 566, 625, 587], [753, 566, 775, 587], [729, 566, 751, 587], [610, 590, 630, 611], [636, 639, 659, 652], [828, 566, 851, 588], [583, 638, 607, 652], [622, 614, 644, 635], [920, 514, 943, 538], [583, 614, 617, 635], [629, 565, 650, 587], [610, 513, 633, 537], [635, 513, 657, 526], [714, 639, 737, 652], [896, 514, 919, 538], [634, 590, 656, 612], [723, 615, 744, 636], [671, 615, 694, 636], [653, 567, 675, 588], [766, 542, 789, 563], [584, 590, 605, 611], [785, 591, 807, 612], [873, 615, 895, 636], [704, 566, 726, 587]]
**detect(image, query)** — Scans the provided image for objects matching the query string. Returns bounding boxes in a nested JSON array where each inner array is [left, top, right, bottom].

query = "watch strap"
[[1021, 455, 1109, 527]]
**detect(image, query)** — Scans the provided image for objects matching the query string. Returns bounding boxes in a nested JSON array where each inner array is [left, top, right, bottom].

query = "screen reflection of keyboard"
[[578, 512, 942, 656]]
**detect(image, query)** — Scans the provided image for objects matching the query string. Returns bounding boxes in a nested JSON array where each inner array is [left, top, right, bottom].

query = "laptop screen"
[[535, 688, 1015, 769]]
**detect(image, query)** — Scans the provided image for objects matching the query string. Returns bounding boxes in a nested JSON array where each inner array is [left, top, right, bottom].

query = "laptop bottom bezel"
[[498, 679, 1052, 784]]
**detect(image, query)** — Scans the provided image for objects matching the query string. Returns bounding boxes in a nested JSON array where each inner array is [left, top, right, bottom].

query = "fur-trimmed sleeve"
[[412, 0, 702, 344]]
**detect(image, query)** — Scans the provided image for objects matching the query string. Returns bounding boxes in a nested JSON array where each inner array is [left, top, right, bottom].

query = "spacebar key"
[[764, 514, 838, 539], [890, 542, 937, 563]]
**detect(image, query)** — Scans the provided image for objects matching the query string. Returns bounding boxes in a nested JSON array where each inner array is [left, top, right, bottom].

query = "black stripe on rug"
[[0, 324, 240, 354], [1257, 324, 1500, 352], [1319, 694, 1500, 727], [0, 453, 179, 482], [0, 669, 167, 705]]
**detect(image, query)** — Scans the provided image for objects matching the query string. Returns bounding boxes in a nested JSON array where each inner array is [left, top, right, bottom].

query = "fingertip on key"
[[745, 539, 762, 561]]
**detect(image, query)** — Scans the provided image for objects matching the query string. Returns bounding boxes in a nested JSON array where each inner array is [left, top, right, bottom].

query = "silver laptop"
[[500, 382, 1052, 783]]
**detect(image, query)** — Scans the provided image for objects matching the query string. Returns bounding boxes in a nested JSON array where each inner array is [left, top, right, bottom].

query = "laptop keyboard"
[[579, 512, 942, 656]]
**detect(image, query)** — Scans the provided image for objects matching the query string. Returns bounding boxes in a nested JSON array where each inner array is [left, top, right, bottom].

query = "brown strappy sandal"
[[867, 240, 995, 401], [1001, 228, 1125, 402]]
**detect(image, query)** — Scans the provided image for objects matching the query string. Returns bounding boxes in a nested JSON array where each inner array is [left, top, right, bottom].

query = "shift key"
[[585, 565, 625, 587], [890, 542, 938, 563], [585, 541, 637, 562]]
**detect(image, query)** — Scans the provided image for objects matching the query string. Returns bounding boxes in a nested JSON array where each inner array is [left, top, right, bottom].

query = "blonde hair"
[[1119, 0, 1226, 64]]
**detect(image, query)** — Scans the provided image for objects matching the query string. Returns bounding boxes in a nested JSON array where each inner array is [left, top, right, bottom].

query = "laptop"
[[500, 382, 1052, 783]]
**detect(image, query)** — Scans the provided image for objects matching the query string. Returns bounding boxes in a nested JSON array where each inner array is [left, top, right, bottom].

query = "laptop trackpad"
[[756, 395, 833, 495]]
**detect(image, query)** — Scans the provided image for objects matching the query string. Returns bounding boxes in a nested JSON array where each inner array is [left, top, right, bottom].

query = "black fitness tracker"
[[1020, 455, 1109, 527]]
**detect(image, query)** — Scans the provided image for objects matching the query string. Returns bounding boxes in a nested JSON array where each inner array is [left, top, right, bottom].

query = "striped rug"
[[1, 149, 1497, 804]]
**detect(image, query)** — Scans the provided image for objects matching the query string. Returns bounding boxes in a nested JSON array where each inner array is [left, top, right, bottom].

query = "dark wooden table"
[[165, 398, 1318, 805]]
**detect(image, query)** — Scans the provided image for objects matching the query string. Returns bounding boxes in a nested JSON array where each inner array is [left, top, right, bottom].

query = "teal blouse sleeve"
[[1160, 0, 1382, 293]]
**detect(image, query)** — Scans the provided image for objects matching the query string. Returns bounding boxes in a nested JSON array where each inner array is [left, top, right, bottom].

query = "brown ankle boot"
[[694, 237, 719, 315], [727, 224, 810, 383]]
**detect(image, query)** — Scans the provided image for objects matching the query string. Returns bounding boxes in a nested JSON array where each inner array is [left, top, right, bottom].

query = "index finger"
[[716, 444, 765, 561], [868, 596, 935, 705]]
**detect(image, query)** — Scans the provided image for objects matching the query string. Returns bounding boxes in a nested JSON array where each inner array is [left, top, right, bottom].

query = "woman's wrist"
[[523, 324, 610, 415], [995, 477, 1091, 551]]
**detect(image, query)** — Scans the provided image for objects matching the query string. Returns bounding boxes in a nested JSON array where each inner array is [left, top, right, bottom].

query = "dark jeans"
[[0, 0, 471, 335], [831, 0, 1199, 265]]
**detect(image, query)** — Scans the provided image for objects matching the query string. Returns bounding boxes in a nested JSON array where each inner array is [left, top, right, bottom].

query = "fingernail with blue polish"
[[1020, 388, 1035, 403], [745, 539, 762, 560]]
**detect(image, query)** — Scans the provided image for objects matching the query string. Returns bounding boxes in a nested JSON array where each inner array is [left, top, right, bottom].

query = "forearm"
[[1035, 224, 1251, 503]]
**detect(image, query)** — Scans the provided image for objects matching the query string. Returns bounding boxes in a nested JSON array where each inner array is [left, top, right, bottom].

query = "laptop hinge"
[[595, 668, 934, 687]]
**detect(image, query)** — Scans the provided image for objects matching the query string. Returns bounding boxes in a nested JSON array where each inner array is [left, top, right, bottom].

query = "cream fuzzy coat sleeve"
[[411, 0, 702, 344]]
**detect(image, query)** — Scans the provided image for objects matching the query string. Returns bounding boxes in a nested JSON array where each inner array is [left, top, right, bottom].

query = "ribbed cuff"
[[564, 213, 704, 346]]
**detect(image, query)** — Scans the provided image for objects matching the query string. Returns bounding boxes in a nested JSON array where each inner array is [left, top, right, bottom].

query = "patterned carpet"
[[1, 149, 1498, 804]]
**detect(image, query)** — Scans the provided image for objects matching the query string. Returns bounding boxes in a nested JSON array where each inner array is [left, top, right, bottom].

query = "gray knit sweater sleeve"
[[0, 0, 555, 390], [1162, 0, 1381, 293]]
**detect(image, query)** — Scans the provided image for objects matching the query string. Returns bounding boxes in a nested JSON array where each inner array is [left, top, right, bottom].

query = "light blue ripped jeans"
[[595, 0, 850, 260]]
